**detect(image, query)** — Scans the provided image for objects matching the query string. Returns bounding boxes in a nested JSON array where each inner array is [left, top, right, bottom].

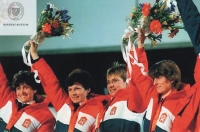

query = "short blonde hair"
[[107, 62, 127, 82]]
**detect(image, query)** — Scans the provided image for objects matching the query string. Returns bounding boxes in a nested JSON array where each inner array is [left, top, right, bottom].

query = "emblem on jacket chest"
[[22, 119, 32, 128], [110, 106, 117, 115], [159, 113, 167, 123], [78, 117, 87, 126]]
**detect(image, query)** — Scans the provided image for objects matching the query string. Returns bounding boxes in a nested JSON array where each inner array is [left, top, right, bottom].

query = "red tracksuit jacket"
[[131, 48, 191, 132], [0, 64, 55, 132], [32, 58, 108, 132], [96, 78, 146, 132]]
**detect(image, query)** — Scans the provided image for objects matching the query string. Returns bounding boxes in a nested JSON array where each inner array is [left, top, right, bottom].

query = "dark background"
[[1, 47, 197, 95]]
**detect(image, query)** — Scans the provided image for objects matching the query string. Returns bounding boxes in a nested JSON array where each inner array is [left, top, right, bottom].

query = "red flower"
[[142, 3, 151, 17], [53, 20, 59, 28], [42, 23, 52, 34], [150, 20, 162, 34]]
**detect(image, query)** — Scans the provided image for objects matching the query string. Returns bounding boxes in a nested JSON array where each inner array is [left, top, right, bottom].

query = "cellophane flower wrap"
[[122, 0, 183, 47], [24, 3, 73, 52]]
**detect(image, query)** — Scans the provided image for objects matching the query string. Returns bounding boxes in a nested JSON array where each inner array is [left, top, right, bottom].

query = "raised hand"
[[138, 28, 146, 48], [29, 40, 39, 60]]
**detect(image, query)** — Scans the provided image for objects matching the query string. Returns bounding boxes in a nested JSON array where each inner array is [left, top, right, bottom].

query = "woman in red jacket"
[[128, 28, 192, 132], [29, 40, 109, 132], [0, 65, 55, 132], [95, 62, 146, 132]]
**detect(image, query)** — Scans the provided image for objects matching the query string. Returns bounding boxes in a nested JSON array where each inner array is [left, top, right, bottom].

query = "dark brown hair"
[[66, 69, 92, 90], [149, 60, 181, 89], [12, 70, 40, 91]]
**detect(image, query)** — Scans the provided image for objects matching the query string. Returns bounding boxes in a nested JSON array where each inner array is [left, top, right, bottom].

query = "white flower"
[[47, 3, 57, 10], [166, 0, 178, 12]]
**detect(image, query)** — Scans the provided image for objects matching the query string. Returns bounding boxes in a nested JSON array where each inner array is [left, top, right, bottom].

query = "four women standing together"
[[0, 0, 200, 131]]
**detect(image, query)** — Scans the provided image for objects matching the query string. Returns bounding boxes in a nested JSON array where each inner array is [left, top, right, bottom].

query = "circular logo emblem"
[[8, 2, 24, 21]]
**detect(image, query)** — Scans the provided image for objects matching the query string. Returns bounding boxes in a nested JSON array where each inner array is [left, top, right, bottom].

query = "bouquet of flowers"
[[122, 0, 183, 47], [24, 3, 73, 52]]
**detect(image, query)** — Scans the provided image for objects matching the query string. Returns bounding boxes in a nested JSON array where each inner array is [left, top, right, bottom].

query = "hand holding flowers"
[[22, 3, 73, 68], [121, 0, 183, 82]]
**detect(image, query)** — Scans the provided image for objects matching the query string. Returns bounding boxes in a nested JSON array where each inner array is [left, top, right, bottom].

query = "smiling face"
[[68, 82, 90, 104], [16, 83, 36, 103], [107, 74, 127, 96], [153, 75, 173, 98]]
